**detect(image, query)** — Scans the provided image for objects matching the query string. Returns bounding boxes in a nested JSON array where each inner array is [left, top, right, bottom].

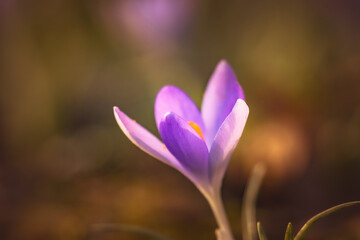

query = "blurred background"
[[0, 0, 360, 239]]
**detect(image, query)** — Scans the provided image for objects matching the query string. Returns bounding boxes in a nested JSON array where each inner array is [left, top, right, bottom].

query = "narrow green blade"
[[294, 201, 360, 240], [257, 222, 268, 240], [242, 163, 266, 240], [284, 222, 293, 240]]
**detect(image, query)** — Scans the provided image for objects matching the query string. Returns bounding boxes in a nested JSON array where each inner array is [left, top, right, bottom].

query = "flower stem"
[[206, 189, 234, 240]]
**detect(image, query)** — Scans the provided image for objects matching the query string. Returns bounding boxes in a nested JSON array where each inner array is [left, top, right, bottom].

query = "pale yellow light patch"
[[188, 121, 205, 140], [162, 144, 167, 151]]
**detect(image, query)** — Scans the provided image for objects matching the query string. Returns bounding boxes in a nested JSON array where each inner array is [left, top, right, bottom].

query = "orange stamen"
[[188, 121, 205, 140]]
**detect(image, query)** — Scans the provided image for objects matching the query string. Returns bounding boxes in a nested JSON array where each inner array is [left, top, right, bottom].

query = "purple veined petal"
[[155, 85, 205, 135], [201, 60, 245, 147], [208, 99, 249, 189], [159, 112, 209, 181], [113, 107, 183, 170]]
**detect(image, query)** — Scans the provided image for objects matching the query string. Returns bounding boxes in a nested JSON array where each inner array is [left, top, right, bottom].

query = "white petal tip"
[[163, 111, 172, 119], [235, 98, 249, 115], [217, 59, 231, 69]]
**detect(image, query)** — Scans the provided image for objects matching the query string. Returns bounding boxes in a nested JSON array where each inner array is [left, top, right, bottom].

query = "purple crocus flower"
[[114, 60, 249, 192], [114, 61, 248, 239], [113, 0, 196, 50]]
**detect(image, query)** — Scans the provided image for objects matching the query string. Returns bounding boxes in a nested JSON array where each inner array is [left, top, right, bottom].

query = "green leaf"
[[294, 201, 360, 240], [90, 223, 174, 240], [257, 222, 268, 240], [242, 163, 266, 240], [284, 222, 293, 240]]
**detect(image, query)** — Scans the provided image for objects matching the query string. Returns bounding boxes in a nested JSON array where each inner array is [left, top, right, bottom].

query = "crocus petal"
[[201, 60, 245, 147], [155, 85, 205, 134], [159, 112, 209, 180], [208, 99, 249, 188], [113, 107, 182, 170]]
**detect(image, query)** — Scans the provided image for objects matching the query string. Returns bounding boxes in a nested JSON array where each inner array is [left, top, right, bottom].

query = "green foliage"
[[284, 222, 293, 240], [294, 201, 360, 240], [257, 222, 268, 240], [242, 163, 266, 240]]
